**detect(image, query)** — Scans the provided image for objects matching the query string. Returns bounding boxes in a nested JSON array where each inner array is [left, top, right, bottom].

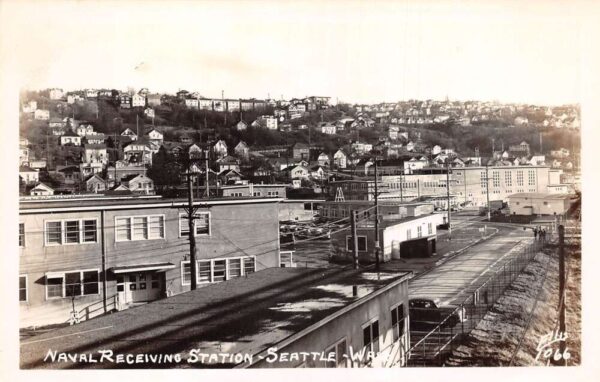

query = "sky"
[[0, 0, 593, 105]]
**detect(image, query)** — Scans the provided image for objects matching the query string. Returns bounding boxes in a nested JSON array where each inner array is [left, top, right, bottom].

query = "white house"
[[84, 144, 108, 165], [49, 88, 64, 100], [213, 140, 228, 158], [235, 121, 248, 131], [34, 109, 50, 120], [60, 131, 82, 146], [333, 150, 348, 169], [320, 123, 337, 135], [76, 124, 94, 137], [146, 128, 164, 144], [121, 128, 138, 141], [285, 165, 309, 180], [122, 174, 155, 194], [317, 152, 330, 166], [30, 182, 54, 196], [131, 94, 146, 108]]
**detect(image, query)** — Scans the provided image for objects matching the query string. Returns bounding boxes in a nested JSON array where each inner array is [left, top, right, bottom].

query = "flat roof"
[[19, 195, 284, 213], [508, 193, 572, 200], [20, 267, 410, 369]]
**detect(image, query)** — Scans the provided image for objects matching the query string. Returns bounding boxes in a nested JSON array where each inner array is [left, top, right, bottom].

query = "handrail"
[[67, 294, 119, 324]]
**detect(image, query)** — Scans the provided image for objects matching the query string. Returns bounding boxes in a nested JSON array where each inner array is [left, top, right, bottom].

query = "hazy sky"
[[0, 0, 590, 105]]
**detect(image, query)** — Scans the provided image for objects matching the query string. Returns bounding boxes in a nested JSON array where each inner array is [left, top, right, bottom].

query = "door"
[[118, 272, 163, 304]]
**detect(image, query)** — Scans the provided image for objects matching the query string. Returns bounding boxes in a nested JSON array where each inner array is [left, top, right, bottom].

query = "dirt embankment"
[[447, 243, 581, 366]]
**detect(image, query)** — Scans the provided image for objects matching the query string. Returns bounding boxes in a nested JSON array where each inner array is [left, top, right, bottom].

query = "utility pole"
[[351, 210, 359, 270], [485, 162, 491, 221], [446, 160, 452, 239], [183, 169, 199, 290], [558, 224, 566, 365], [204, 146, 210, 199], [373, 158, 380, 269], [399, 169, 404, 202]]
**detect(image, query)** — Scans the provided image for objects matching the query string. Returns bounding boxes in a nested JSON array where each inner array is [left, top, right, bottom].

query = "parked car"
[[409, 298, 466, 329]]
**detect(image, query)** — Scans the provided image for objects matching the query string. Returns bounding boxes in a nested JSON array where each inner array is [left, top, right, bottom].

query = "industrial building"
[[19, 194, 282, 328]]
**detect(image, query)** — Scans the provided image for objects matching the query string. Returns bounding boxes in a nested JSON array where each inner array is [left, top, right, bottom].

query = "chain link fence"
[[407, 235, 552, 366]]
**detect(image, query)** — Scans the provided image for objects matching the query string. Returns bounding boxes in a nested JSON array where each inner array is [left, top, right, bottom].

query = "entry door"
[[117, 272, 163, 304]]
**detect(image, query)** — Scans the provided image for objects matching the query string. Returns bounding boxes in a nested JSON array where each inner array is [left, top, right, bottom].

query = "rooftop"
[[508, 192, 572, 200], [20, 267, 410, 369], [19, 194, 283, 212]]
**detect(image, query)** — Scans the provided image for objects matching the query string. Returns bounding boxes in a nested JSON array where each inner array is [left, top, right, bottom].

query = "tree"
[[147, 147, 182, 191]]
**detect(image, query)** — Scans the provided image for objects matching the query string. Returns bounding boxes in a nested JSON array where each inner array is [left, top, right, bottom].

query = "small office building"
[[507, 193, 573, 216], [331, 214, 439, 263]]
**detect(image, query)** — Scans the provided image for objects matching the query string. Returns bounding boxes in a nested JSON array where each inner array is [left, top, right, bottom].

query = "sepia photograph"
[[1, 0, 598, 380]]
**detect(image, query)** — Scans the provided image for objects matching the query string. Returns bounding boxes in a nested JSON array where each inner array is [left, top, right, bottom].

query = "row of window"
[[181, 256, 256, 285], [19, 271, 100, 302], [21, 212, 212, 247], [321, 303, 406, 368]]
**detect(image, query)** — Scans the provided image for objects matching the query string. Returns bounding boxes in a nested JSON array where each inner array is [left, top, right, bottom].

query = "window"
[[346, 236, 367, 252], [213, 260, 226, 282], [45, 219, 98, 245], [391, 304, 406, 341], [362, 319, 380, 361], [19, 223, 25, 247], [19, 275, 27, 302], [179, 212, 210, 236], [516, 170, 524, 186], [505, 171, 512, 187], [417, 225, 422, 238], [244, 257, 255, 274], [182, 257, 255, 285], [428, 222, 433, 235], [46, 270, 99, 299], [407, 228, 412, 240], [528, 170, 536, 186], [480, 171, 487, 188], [267, 191, 280, 197], [199, 260, 211, 282], [253, 192, 262, 197], [117, 215, 164, 241], [325, 338, 348, 368], [492, 171, 500, 188]]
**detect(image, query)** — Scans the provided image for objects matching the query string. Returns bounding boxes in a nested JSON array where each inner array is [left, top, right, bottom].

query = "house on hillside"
[[85, 174, 107, 193], [317, 152, 330, 166], [333, 149, 348, 169], [19, 166, 39, 185], [60, 131, 82, 146], [235, 120, 248, 131], [292, 143, 310, 160], [234, 141, 250, 160], [121, 174, 155, 194], [213, 140, 228, 158], [29, 182, 54, 196], [216, 155, 241, 173], [121, 128, 138, 141]]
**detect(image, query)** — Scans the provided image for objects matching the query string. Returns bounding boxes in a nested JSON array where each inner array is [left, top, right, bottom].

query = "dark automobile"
[[409, 298, 466, 329]]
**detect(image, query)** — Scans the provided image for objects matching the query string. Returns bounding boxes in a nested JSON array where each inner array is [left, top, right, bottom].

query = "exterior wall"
[[19, 200, 281, 327], [331, 215, 439, 262], [221, 185, 286, 198], [507, 195, 571, 215], [252, 279, 410, 368], [278, 201, 319, 222], [452, 166, 550, 207]]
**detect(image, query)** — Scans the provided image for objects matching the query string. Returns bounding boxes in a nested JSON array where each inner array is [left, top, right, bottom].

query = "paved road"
[[408, 223, 532, 306]]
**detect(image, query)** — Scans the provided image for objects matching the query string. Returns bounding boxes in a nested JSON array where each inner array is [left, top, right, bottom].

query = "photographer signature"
[[535, 330, 570, 365]]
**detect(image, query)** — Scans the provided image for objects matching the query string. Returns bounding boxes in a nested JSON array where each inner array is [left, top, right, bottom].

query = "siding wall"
[[19, 201, 280, 327]]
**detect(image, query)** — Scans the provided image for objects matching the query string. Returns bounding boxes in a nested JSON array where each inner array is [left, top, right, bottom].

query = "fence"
[[67, 294, 120, 325], [407, 235, 552, 366]]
